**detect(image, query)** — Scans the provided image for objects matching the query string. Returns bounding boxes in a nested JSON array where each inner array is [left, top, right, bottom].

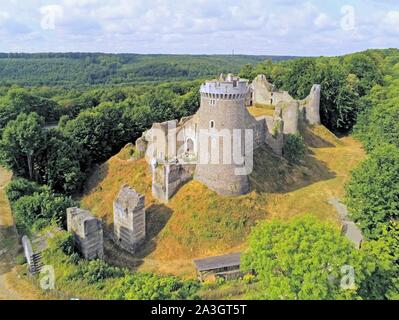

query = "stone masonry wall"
[[113, 185, 146, 254], [67, 207, 104, 260], [152, 163, 195, 202]]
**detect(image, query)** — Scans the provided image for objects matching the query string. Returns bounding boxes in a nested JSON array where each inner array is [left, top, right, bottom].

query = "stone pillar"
[[113, 185, 146, 254], [306, 84, 321, 125], [67, 207, 104, 260]]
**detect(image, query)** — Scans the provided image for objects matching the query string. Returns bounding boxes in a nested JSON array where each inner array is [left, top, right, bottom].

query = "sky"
[[0, 0, 398, 56]]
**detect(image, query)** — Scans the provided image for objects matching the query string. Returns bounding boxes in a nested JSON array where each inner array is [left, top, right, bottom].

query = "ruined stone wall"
[[263, 116, 284, 156], [300, 84, 321, 125], [152, 163, 195, 202], [135, 137, 147, 157], [142, 116, 199, 164], [67, 207, 104, 260], [279, 101, 300, 134], [246, 116, 267, 148], [252, 75, 294, 106], [251, 74, 321, 132], [136, 74, 311, 199]]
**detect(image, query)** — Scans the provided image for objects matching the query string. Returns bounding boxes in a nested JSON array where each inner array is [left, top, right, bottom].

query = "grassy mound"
[[80, 125, 365, 275]]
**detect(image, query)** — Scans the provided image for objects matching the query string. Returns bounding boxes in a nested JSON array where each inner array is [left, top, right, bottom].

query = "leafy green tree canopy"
[[345, 144, 399, 239], [242, 216, 374, 300], [0, 112, 46, 180], [283, 133, 306, 164]]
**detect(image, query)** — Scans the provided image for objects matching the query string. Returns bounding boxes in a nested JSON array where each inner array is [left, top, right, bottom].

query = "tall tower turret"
[[194, 74, 251, 196]]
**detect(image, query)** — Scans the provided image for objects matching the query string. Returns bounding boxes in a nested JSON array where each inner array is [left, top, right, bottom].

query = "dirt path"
[[0, 167, 41, 300]]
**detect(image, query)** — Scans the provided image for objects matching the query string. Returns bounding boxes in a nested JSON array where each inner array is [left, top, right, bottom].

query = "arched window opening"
[[186, 138, 194, 154]]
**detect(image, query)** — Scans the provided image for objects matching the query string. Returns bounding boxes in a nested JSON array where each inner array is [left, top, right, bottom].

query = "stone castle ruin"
[[113, 185, 146, 254], [251, 74, 321, 129], [135, 73, 321, 202]]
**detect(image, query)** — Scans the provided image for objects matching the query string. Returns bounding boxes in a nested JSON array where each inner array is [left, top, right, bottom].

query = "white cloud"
[[0, 11, 10, 24], [63, 0, 99, 8], [383, 11, 399, 34], [0, 0, 399, 55], [314, 13, 336, 30]]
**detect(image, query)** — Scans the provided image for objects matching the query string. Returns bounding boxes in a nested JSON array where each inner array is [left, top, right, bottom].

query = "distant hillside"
[[0, 53, 297, 86]]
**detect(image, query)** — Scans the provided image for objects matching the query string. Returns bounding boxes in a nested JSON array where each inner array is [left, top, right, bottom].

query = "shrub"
[[283, 133, 306, 164], [243, 273, 256, 284], [11, 188, 75, 233], [15, 254, 27, 265], [54, 232, 75, 256], [68, 260, 126, 284], [6, 178, 43, 204], [107, 273, 200, 300]]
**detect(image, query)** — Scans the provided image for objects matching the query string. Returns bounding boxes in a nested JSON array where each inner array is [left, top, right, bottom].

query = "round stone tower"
[[194, 74, 251, 196]]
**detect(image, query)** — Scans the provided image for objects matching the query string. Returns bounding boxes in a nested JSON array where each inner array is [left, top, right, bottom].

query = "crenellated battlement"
[[200, 73, 249, 100]]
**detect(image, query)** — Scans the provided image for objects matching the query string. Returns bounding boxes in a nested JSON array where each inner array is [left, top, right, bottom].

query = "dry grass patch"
[[150, 181, 267, 260], [247, 106, 275, 117], [80, 149, 156, 225]]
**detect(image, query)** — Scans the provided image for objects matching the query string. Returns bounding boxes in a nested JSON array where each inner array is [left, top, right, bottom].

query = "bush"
[[68, 260, 126, 284], [6, 178, 43, 204], [107, 273, 200, 300], [15, 254, 27, 265], [11, 188, 75, 233], [54, 232, 75, 256], [243, 273, 256, 284], [283, 133, 306, 164]]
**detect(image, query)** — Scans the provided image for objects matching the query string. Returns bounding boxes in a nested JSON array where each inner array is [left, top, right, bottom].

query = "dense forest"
[[0, 49, 398, 300], [0, 53, 295, 86]]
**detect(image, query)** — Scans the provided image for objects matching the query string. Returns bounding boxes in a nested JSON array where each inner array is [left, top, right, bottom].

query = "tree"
[[12, 188, 75, 233], [241, 216, 374, 300], [62, 103, 129, 164], [345, 144, 399, 239], [175, 89, 200, 117], [343, 53, 383, 96], [359, 221, 399, 300], [283, 133, 306, 164], [37, 129, 84, 194], [107, 273, 200, 300], [355, 91, 399, 152], [239, 64, 256, 80], [281, 58, 317, 99], [5, 178, 44, 203], [0, 89, 60, 131], [0, 112, 46, 180]]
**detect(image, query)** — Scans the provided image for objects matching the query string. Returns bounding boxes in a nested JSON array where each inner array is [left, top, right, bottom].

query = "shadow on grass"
[[0, 225, 21, 276], [102, 204, 173, 270], [81, 162, 110, 196], [250, 144, 336, 194], [301, 126, 337, 148]]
